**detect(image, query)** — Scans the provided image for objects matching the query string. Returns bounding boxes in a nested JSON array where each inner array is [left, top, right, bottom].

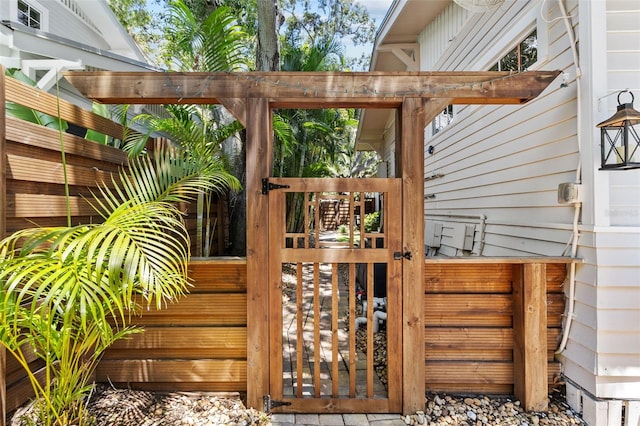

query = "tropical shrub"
[[364, 211, 381, 233], [0, 150, 240, 425]]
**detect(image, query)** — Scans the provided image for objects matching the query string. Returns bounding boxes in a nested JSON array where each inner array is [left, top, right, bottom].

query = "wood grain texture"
[[64, 71, 561, 106], [246, 98, 272, 410]]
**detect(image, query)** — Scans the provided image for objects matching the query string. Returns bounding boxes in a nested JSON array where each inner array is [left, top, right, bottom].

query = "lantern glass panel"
[[600, 124, 640, 169]]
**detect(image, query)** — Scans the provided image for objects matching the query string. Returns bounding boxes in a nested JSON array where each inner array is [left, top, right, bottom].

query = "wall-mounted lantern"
[[597, 90, 640, 170]]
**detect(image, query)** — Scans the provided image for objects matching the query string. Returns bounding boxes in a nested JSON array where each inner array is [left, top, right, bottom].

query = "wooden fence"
[[1, 71, 567, 420], [0, 71, 226, 422], [90, 258, 566, 399]]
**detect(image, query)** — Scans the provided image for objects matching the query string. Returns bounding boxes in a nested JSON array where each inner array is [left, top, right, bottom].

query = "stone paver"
[[270, 413, 406, 425], [271, 413, 295, 424], [318, 414, 346, 425], [293, 414, 320, 425], [342, 414, 370, 426], [367, 420, 406, 426]]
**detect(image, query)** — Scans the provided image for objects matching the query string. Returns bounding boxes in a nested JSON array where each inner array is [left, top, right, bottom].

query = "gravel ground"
[[11, 384, 586, 426]]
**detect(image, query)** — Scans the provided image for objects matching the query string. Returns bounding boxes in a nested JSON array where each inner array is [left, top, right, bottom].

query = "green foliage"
[[128, 104, 242, 257], [364, 211, 381, 233], [338, 224, 349, 234], [0, 150, 234, 425], [163, 1, 248, 71], [107, 0, 159, 62], [280, 0, 376, 70]]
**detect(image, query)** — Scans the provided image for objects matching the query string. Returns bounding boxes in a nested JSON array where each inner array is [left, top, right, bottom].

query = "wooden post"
[[0, 65, 6, 426], [246, 97, 272, 410], [513, 263, 549, 412], [398, 98, 425, 414], [398, 98, 451, 414]]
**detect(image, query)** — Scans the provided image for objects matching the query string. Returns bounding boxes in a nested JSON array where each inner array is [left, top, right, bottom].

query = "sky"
[[347, 0, 394, 63]]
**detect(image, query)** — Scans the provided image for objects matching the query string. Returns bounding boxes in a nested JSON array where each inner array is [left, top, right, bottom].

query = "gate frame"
[[64, 70, 561, 414]]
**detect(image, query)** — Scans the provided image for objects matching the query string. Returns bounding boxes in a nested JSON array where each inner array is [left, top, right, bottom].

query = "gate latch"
[[263, 394, 291, 412], [394, 251, 412, 261], [262, 178, 290, 194]]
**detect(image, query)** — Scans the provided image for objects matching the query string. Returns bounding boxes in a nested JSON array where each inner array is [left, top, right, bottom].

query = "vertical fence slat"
[[313, 263, 321, 397], [331, 263, 339, 397], [366, 262, 374, 398], [296, 263, 303, 398], [349, 263, 356, 398]]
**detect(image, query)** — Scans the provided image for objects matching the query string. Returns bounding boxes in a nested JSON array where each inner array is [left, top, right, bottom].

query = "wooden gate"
[[266, 177, 402, 413]]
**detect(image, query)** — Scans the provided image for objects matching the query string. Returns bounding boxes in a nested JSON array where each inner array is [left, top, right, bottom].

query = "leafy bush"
[[364, 211, 381, 232]]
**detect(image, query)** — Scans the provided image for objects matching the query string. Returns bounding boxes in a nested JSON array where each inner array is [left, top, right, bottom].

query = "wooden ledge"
[[425, 256, 581, 264], [189, 257, 247, 264]]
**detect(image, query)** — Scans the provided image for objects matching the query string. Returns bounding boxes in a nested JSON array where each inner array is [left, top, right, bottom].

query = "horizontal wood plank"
[[6, 193, 95, 217], [425, 263, 513, 293], [96, 360, 246, 383], [7, 154, 115, 187], [105, 381, 247, 392], [426, 383, 513, 394], [64, 71, 561, 106], [6, 118, 127, 166], [129, 294, 247, 326], [188, 260, 247, 292], [103, 327, 247, 359], [5, 78, 124, 139], [425, 362, 561, 385]]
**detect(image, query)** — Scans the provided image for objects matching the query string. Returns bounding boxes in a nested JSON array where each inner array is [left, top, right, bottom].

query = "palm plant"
[[274, 38, 359, 232], [129, 0, 247, 256], [127, 104, 242, 256], [0, 149, 239, 425]]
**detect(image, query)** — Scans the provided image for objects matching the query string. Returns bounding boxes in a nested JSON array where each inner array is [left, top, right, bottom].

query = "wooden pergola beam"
[[64, 71, 560, 107]]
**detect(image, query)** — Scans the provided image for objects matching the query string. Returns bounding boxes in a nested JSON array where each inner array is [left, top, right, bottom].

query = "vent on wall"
[[557, 182, 582, 204]]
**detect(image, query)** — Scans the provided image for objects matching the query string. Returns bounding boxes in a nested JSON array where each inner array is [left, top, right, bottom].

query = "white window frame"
[[471, 3, 548, 72], [11, 0, 49, 32]]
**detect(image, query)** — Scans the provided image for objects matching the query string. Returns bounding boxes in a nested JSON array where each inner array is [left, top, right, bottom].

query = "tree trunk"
[[228, 1, 280, 255], [256, 0, 280, 72]]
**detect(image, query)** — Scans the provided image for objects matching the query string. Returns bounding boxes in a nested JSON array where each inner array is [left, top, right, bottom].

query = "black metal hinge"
[[394, 251, 412, 260], [263, 394, 291, 412], [262, 178, 290, 195]]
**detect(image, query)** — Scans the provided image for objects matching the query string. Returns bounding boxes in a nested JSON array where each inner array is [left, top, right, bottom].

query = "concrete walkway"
[[271, 413, 406, 426]]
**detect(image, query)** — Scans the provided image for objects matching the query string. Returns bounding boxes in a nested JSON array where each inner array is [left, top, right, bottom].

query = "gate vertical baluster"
[[296, 262, 303, 398], [348, 263, 356, 398], [331, 263, 339, 397], [313, 262, 321, 397], [366, 262, 374, 398]]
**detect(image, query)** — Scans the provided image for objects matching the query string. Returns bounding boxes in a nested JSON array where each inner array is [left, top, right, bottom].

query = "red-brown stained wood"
[[5, 77, 124, 139], [187, 259, 247, 292], [103, 327, 247, 359], [64, 71, 561, 106], [96, 360, 247, 384], [513, 263, 548, 412], [425, 263, 513, 293], [128, 294, 247, 326], [246, 98, 272, 410]]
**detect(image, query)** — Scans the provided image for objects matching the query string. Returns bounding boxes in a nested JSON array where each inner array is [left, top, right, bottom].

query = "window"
[[17, 0, 41, 29], [431, 105, 454, 136], [490, 29, 537, 72]]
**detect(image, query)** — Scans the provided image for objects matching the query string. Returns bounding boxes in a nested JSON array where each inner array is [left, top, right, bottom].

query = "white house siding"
[[418, 2, 471, 70], [422, 0, 579, 257], [42, 0, 110, 50], [417, 0, 640, 416], [578, 0, 640, 406]]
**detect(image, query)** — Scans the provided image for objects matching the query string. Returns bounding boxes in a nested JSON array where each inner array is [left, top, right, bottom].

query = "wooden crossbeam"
[[64, 71, 561, 108]]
